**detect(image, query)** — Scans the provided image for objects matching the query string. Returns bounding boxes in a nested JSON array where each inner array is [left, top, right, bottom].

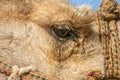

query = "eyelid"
[[50, 21, 80, 41], [52, 26, 70, 38], [61, 29, 69, 37]]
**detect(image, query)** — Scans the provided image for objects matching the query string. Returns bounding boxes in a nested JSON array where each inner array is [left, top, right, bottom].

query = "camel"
[[0, 0, 119, 80]]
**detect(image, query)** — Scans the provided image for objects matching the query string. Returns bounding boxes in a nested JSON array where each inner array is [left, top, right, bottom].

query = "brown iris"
[[53, 27, 71, 38]]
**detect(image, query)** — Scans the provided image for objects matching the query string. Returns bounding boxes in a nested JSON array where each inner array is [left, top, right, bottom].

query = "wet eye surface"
[[51, 21, 78, 40], [53, 27, 72, 38]]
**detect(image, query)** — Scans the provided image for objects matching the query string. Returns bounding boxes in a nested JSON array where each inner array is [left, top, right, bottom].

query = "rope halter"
[[97, 0, 120, 79]]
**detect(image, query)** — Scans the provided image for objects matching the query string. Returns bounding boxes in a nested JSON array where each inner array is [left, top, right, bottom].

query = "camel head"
[[0, 0, 110, 80]]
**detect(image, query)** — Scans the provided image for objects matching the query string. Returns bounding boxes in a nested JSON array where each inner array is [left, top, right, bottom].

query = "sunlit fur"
[[0, 0, 119, 80]]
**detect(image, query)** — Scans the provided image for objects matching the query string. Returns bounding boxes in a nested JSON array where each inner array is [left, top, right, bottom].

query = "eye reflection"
[[53, 27, 71, 38]]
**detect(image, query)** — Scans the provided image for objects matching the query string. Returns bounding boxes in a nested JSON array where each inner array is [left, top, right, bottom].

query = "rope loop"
[[100, 0, 120, 21], [8, 66, 34, 80]]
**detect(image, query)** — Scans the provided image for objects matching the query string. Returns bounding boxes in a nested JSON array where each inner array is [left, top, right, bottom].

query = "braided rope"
[[0, 61, 56, 80], [98, 0, 120, 79]]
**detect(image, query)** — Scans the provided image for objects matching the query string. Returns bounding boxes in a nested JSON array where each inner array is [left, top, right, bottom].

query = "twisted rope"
[[0, 61, 56, 80], [97, 0, 120, 79], [80, 0, 120, 80]]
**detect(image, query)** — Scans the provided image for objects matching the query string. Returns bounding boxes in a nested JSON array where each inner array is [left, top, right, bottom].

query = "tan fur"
[[0, 0, 115, 80]]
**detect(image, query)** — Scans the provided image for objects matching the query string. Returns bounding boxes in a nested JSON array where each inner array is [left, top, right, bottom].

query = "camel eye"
[[51, 22, 75, 39], [53, 27, 72, 38], [51, 21, 78, 40]]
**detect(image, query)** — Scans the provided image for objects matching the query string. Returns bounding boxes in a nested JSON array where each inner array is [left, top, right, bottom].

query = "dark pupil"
[[53, 27, 71, 38]]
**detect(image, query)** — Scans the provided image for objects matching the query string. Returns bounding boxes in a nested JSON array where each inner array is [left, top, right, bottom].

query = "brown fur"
[[1, 0, 119, 80]]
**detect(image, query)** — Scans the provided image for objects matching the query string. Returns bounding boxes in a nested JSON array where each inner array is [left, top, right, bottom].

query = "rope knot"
[[100, 0, 120, 21], [8, 65, 34, 80]]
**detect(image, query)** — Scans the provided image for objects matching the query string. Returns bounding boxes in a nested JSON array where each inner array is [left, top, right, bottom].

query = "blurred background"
[[69, 0, 120, 10]]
